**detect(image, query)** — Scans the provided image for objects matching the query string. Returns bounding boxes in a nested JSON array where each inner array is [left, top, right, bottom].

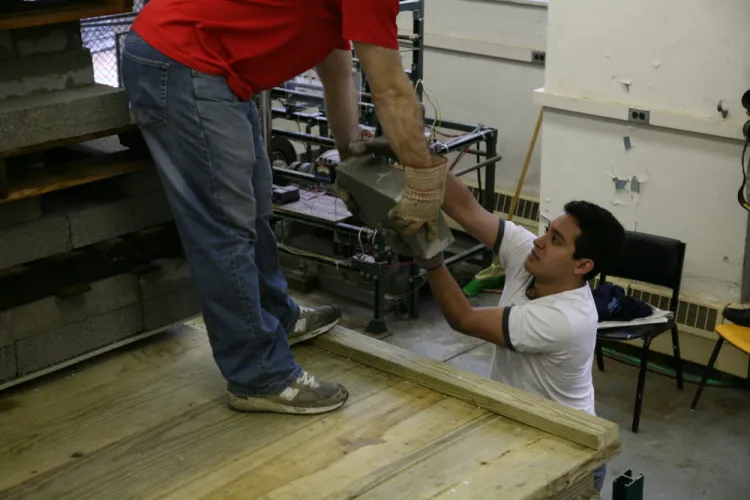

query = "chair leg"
[[671, 325, 684, 391], [690, 337, 724, 411], [632, 337, 653, 433], [596, 341, 605, 371]]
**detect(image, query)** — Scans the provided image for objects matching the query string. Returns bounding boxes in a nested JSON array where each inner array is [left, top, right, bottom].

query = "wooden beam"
[[312, 327, 620, 452], [0, 150, 150, 204], [0, 0, 134, 31]]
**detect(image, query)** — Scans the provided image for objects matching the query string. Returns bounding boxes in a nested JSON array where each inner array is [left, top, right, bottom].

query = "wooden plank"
[[0, 346, 437, 499], [0, 150, 149, 204], [355, 414, 596, 500], [0, 1, 133, 31], [312, 326, 620, 452]]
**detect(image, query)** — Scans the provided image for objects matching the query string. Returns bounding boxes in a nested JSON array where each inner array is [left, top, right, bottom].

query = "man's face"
[[524, 213, 593, 282]]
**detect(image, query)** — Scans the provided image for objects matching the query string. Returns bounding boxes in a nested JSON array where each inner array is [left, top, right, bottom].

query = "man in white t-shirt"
[[391, 173, 624, 492]]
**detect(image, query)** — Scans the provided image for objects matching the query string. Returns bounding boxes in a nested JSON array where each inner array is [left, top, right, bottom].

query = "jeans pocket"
[[191, 69, 239, 103], [121, 50, 169, 128]]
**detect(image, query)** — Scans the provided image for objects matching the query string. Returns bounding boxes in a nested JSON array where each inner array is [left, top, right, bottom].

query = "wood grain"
[[0, 151, 149, 204], [0, 1, 133, 31], [312, 326, 620, 452], [0, 322, 614, 500]]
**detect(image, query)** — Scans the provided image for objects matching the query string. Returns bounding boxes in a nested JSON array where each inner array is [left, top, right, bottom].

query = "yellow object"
[[716, 323, 750, 354]]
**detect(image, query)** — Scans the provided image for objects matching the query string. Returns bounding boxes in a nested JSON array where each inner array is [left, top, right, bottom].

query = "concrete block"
[[143, 286, 201, 331], [0, 214, 71, 270], [139, 258, 193, 301], [335, 155, 454, 259], [45, 189, 173, 248], [0, 48, 94, 100], [0, 84, 134, 152], [0, 344, 16, 383], [15, 302, 144, 376], [9, 273, 140, 341], [0, 197, 43, 229], [0, 31, 14, 61], [12, 21, 83, 57]]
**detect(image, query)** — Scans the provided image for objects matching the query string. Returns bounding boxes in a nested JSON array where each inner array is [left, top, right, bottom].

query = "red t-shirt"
[[131, 0, 400, 101]]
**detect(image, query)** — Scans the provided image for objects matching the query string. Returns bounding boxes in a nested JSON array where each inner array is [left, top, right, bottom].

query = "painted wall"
[[398, 0, 548, 197], [536, 0, 750, 304]]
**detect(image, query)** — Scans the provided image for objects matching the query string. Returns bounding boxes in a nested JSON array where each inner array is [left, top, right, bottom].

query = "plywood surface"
[[0, 323, 615, 499]]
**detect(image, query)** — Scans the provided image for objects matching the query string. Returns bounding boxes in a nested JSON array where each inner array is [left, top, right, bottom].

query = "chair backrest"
[[599, 230, 686, 313]]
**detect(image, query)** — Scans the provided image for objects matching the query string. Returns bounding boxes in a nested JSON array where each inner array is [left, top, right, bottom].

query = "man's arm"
[[315, 49, 361, 151], [442, 173, 503, 251], [352, 42, 432, 168], [425, 264, 509, 346]]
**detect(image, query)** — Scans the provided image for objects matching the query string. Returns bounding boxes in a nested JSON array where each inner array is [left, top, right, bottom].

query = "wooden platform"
[[0, 322, 619, 499]]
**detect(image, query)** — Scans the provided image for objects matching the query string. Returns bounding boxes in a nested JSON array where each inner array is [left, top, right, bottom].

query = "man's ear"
[[574, 258, 594, 278]]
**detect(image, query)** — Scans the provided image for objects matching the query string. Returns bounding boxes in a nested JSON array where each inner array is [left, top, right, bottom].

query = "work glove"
[[382, 228, 444, 271], [388, 154, 448, 242]]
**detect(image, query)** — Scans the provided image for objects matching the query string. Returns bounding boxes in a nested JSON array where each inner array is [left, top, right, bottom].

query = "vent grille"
[[469, 187, 540, 221]]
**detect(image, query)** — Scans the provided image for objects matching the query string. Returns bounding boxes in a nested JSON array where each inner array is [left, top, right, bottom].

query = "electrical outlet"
[[531, 50, 546, 65], [628, 108, 650, 124]]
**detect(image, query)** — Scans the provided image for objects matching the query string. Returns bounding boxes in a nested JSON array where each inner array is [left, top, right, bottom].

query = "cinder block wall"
[[0, 18, 201, 387], [0, 20, 133, 151]]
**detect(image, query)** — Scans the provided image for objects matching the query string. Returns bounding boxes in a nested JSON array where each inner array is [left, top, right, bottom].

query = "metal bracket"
[[613, 469, 644, 500]]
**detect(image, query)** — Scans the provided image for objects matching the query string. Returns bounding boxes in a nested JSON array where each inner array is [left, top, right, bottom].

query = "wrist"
[[416, 251, 444, 271]]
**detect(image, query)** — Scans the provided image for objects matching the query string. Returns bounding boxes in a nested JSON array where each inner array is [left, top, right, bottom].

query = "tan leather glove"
[[388, 154, 448, 241]]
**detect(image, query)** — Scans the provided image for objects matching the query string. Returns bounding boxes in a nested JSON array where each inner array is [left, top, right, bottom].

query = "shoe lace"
[[279, 371, 319, 401]]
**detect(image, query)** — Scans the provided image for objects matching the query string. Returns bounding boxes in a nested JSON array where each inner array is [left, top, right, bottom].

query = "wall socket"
[[531, 50, 546, 65], [628, 108, 651, 124]]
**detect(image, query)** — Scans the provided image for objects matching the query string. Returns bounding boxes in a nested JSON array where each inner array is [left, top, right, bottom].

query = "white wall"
[[536, 0, 750, 304], [398, 0, 548, 197]]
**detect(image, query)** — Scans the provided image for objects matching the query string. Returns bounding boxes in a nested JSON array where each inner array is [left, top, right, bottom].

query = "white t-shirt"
[[489, 220, 598, 416]]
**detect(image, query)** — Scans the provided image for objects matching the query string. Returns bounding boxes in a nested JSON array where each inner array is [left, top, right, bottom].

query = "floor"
[[1, 287, 748, 499], [294, 289, 750, 500]]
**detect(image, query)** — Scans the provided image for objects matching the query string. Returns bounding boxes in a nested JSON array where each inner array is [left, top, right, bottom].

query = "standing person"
[[120, 0, 446, 415], [393, 174, 624, 491]]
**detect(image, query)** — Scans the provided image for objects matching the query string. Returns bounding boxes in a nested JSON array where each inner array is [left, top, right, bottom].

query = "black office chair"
[[595, 230, 686, 433]]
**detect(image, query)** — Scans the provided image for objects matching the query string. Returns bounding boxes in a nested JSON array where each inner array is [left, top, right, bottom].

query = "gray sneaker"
[[227, 371, 348, 414], [288, 304, 341, 345]]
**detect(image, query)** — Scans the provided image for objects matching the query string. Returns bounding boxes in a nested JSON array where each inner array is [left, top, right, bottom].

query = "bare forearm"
[[316, 49, 361, 150], [426, 266, 506, 345], [321, 74, 360, 149], [372, 86, 432, 167], [441, 174, 500, 250], [442, 174, 478, 222], [425, 266, 473, 331], [354, 41, 432, 168]]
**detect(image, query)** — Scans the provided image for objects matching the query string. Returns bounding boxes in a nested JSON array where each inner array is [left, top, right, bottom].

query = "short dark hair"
[[563, 200, 625, 281]]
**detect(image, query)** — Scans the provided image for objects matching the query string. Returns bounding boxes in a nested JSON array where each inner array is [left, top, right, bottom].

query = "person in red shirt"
[[120, 0, 446, 415]]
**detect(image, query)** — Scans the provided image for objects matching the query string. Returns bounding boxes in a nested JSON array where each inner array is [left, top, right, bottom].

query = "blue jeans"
[[120, 32, 302, 396]]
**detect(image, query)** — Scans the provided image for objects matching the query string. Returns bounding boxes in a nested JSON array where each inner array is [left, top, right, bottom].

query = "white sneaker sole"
[[227, 392, 348, 415], [288, 317, 340, 346]]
